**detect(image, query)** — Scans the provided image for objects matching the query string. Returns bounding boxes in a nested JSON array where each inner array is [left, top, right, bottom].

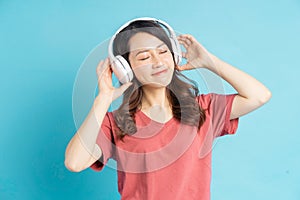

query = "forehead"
[[128, 32, 166, 52]]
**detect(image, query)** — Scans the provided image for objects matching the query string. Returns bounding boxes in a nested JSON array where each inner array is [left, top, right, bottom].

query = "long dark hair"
[[112, 20, 206, 140]]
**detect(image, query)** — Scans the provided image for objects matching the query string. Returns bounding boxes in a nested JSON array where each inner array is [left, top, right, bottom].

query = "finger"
[[97, 58, 111, 79], [96, 60, 108, 78], [181, 51, 187, 58], [98, 58, 110, 72], [119, 82, 133, 93], [177, 64, 188, 71], [178, 39, 189, 49], [178, 36, 189, 44], [178, 35, 192, 46], [114, 82, 133, 98], [181, 37, 192, 46], [179, 34, 194, 41], [96, 60, 104, 76], [177, 63, 194, 71]]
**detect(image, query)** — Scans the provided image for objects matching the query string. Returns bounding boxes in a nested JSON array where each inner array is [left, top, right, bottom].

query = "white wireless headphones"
[[108, 17, 182, 84]]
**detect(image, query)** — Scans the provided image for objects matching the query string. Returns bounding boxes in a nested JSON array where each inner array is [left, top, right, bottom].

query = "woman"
[[65, 18, 271, 199]]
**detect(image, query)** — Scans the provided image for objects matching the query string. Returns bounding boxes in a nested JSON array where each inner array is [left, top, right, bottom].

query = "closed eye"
[[159, 50, 168, 54], [139, 57, 149, 61], [139, 56, 150, 60]]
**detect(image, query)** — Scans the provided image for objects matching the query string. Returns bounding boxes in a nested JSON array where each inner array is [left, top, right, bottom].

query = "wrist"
[[206, 53, 221, 73], [94, 93, 113, 108]]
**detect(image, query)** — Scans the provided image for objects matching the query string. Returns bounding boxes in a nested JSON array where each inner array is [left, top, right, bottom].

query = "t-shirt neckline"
[[137, 109, 175, 126]]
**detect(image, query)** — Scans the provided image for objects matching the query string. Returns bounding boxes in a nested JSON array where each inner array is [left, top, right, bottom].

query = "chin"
[[137, 71, 174, 88], [143, 79, 172, 88]]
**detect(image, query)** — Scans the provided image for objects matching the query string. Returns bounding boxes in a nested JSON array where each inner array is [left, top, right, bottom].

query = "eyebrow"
[[134, 43, 166, 57]]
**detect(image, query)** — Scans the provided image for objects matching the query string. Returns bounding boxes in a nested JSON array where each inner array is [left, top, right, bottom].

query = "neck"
[[140, 86, 173, 123], [141, 86, 170, 109]]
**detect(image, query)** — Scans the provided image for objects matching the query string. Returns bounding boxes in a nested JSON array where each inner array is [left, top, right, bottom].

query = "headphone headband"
[[108, 17, 178, 60]]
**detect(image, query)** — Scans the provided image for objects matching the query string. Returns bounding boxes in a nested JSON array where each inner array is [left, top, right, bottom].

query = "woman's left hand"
[[177, 34, 213, 71]]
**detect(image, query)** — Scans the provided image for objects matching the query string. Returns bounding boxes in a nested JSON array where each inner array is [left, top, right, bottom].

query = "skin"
[[64, 32, 272, 172], [128, 32, 175, 88]]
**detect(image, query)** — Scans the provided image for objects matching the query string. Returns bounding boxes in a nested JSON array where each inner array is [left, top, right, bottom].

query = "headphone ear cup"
[[170, 37, 182, 65], [111, 55, 133, 84]]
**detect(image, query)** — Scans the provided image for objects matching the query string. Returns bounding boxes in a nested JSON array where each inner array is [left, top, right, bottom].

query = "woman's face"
[[128, 32, 175, 88]]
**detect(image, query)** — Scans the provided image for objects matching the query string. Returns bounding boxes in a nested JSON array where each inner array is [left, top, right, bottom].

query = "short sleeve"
[[90, 112, 115, 171], [197, 93, 239, 138]]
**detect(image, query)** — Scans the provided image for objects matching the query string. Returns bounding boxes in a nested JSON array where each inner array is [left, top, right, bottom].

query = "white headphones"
[[108, 17, 182, 84]]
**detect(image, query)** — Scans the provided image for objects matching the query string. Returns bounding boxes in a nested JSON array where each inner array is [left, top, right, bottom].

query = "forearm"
[[65, 94, 112, 171], [207, 53, 271, 103], [77, 94, 111, 154]]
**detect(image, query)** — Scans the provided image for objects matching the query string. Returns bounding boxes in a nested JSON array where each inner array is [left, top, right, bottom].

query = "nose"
[[151, 51, 163, 68]]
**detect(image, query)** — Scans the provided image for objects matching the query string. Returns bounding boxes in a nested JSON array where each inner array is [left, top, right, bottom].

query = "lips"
[[152, 69, 168, 76]]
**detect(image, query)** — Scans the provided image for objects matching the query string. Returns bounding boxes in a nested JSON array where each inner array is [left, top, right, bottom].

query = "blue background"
[[1, 0, 299, 199]]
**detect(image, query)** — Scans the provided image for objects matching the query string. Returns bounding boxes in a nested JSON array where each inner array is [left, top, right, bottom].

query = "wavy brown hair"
[[112, 20, 206, 140]]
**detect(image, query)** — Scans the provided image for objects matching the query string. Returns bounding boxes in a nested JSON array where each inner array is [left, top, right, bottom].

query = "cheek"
[[131, 65, 151, 80], [163, 54, 175, 67]]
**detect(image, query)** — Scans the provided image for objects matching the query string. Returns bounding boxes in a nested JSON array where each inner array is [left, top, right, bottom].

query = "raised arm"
[[177, 34, 272, 119], [206, 54, 271, 119], [64, 58, 132, 172]]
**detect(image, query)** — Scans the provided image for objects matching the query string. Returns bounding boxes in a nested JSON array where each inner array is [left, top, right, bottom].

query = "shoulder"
[[101, 111, 117, 129], [196, 93, 215, 110]]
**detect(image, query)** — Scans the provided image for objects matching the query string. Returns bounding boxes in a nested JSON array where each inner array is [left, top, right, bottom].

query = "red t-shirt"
[[90, 93, 239, 200]]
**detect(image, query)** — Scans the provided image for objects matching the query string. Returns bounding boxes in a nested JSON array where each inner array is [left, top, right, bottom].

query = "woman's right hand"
[[95, 58, 132, 103]]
